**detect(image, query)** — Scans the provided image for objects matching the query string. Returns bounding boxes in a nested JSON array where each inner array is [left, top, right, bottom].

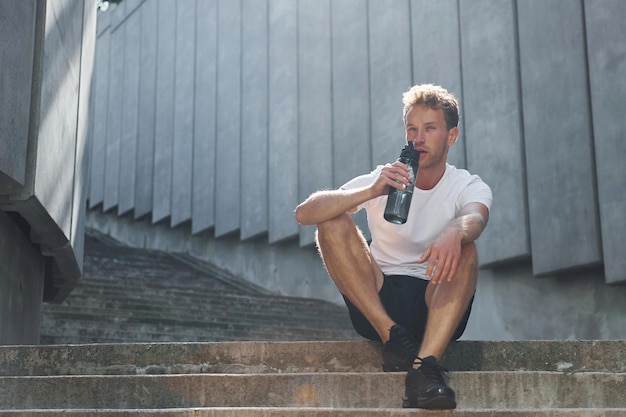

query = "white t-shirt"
[[342, 163, 493, 279]]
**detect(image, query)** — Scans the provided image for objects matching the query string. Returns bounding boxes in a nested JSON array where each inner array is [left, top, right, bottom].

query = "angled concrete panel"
[[584, 0, 626, 284], [268, 0, 299, 243], [297, 0, 332, 246], [102, 24, 123, 212], [518, 0, 601, 274], [215, 0, 242, 237], [2, 0, 95, 302], [192, 0, 218, 234], [88, 21, 110, 208], [330, 0, 371, 188], [368, 0, 412, 166], [0, 0, 37, 193], [460, 0, 529, 265], [171, 0, 196, 227], [134, 3, 157, 220], [71, 0, 96, 274], [241, 0, 269, 240], [34, 0, 83, 239], [410, 0, 465, 169], [152, 1, 176, 224], [117, 9, 140, 216], [329, 0, 371, 241]]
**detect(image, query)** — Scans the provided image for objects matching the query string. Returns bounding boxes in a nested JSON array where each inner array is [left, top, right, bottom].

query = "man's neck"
[[415, 164, 447, 190]]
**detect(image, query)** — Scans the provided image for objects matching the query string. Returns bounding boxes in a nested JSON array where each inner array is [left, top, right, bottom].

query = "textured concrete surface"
[[215, 0, 242, 238], [460, 0, 528, 265], [0, 212, 45, 344], [0, 371, 624, 409], [268, 0, 299, 243], [1, 408, 625, 417], [152, 1, 176, 224], [1, 340, 625, 411], [518, 0, 601, 275], [170, 0, 195, 228], [3, 340, 625, 377], [241, 0, 269, 241], [39, 231, 356, 345], [1, 0, 94, 318], [117, 10, 140, 217], [584, 0, 626, 284], [191, 0, 217, 234], [0, 0, 36, 193], [88, 11, 110, 209]]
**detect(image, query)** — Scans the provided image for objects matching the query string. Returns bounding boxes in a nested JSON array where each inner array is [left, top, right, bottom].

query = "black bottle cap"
[[399, 142, 420, 163]]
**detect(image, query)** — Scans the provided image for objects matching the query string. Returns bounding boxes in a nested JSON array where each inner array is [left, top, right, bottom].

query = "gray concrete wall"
[[460, 0, 529, 265], [0, 1, 37, 194], [87, 208, 626, 341], [584, 0, 626, 285], [86, 0, 626, 340], [0, 0, 95, 343], [0, 212, 45, 345]]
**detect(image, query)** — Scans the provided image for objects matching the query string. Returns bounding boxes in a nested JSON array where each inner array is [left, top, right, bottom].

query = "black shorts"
[[342, 274, 474, 342]]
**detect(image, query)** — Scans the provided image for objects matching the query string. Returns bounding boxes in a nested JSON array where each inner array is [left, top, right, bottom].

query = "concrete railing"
[[0, 0, 96, 343]]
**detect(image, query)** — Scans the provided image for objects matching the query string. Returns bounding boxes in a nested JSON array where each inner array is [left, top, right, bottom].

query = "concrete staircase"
[[0, 340, 625, 415], [17, 231, 624, 415], [40, 230, 358, 344]]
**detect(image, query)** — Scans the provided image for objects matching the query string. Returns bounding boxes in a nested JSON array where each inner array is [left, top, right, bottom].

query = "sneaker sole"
[[402, 395, 457, 410]]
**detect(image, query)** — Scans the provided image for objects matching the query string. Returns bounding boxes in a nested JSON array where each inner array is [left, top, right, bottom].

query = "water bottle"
[[384, 142, 420, 224]]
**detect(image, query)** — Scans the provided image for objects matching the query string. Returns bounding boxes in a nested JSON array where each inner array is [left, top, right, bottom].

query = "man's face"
[[404, 105, 457, 170]]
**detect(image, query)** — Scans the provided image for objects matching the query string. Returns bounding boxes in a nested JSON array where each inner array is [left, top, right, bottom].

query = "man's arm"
[[294, 187, 374, 226], [417, 202, 490, 284], [295, 161, 413, 226]]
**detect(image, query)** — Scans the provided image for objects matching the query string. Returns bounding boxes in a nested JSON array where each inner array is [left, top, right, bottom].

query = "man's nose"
[[413, 129, 425, 143]]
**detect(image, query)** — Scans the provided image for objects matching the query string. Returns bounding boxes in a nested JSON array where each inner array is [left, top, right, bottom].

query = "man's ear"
[[447, 127, 459, 146]]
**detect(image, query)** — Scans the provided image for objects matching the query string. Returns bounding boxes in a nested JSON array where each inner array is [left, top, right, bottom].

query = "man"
[[295, 84, 492, 409]]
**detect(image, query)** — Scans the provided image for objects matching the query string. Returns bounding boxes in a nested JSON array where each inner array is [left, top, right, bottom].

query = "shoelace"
[[413, 357, 450, 384]]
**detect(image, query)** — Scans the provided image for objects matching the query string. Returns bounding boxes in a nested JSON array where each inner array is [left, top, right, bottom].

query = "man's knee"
[[315, 212, 355, 248]]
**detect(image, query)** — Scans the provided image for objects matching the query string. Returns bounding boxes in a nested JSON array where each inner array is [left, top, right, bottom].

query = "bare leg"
[[316, 213, 395, 342], [418, 242, 478, 361]]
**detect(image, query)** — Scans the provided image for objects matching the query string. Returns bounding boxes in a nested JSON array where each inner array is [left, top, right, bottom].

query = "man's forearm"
[[295, 187, 376, 226], [452, 213, 487, 245], [446, 203, 490, 245]]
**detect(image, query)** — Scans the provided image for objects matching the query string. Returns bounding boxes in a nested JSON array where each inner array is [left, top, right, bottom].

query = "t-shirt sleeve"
[[340, 166, 383, 212], [458, 175, 493, 213]]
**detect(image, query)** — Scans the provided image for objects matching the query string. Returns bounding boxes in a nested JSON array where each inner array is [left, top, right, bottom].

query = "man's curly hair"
[[402, 84, 459, 131]]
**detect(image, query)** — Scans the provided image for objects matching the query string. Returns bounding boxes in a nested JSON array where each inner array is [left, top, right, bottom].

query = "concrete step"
[[1, 371, 624, 409], [28, 233, 624, 413], [2, 408, 625, 416], [42, 304, 351, 330], [45, 293, 351, 323], [2, 341, 624, 377], [2, 341, 623, 413], [39, 317, 357, 344]]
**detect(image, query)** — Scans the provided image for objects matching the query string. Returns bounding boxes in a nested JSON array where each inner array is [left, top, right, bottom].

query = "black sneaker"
[[382, 324, 419, 372], [402, 356, 456, 409]]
